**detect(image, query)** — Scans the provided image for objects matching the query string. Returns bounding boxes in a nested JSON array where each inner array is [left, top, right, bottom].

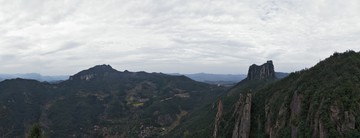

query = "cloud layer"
[[0, 0, 360, 75]]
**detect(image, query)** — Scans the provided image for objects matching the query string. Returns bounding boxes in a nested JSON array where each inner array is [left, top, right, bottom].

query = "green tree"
[[28, 124, 41, 138]]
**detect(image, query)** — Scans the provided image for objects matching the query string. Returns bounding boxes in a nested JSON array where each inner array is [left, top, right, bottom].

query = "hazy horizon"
[[0, 61, 307, 76], [1, 0, 360, 75], [0, 65, 250, 76]]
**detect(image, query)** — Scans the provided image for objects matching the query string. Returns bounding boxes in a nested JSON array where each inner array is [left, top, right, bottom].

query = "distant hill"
[[0, 73, 68, 82], [170, 72, 288, 86], [182, 73, 247, 82], [275, 72, 289, 79], [0, 72, 288, 85], [170, 73, 247, 86]]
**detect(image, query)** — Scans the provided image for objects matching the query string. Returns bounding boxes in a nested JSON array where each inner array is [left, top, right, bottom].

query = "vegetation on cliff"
[[170, 50, 360, 138]]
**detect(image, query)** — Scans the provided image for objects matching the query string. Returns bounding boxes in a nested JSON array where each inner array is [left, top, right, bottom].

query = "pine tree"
[[28, 124, 41, 138]]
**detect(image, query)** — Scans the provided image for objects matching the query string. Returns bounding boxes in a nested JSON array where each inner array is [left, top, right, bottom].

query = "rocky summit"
[[246, 60, 275, 81], [69, 64, 118, 81]]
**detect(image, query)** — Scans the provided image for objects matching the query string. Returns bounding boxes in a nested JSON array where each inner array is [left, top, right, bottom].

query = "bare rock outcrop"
[[330, 102, 356, 135], [246, 61, 275, 81], [342, 111, 355, 132], [232, 93, 252, 138], [213, 100, 223, 138]]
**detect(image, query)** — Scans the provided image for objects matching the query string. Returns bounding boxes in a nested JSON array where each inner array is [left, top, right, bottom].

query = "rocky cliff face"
[[213, 100, 223, 138], [213, 56, 359, 138], [247, 60, 275, 81], [252, 51, 360, 138], [264, 91, 303, 138], [229, 61, 274, 137], [213, 61, 275, 138], [232, 93, 252, 138], [170, 51, 360, 138], [263, 93, 358, 138]]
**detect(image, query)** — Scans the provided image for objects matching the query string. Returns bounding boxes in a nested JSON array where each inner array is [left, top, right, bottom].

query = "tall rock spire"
[[246, 60, 276, 81]]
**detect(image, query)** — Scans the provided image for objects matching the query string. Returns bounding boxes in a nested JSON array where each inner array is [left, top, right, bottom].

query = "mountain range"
[[0, 64, 226, 137], [170, 72, 288, 86], [0, 51, 359, 137], [0, 72, 288, 86], [0, 73, 67, 82]]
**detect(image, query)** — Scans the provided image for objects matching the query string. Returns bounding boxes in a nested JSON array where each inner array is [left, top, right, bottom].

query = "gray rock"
[[246, 60, 275, 81]]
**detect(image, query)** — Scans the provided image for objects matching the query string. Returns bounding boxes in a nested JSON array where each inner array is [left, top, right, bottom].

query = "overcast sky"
[[0, 0, 360, 75]]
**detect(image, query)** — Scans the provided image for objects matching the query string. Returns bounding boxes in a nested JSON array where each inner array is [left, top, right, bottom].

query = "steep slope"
[[213, 60, 278, 138], [168, 60, 278, 137], [171, 51, 360, 138], [251, 51, 360, 137], [0, 79, 54, 137], [0, 65, 226, 137]]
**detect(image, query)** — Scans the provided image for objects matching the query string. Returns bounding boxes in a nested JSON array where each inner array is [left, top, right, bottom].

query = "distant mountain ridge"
[[170, 73, 247, 86], [179, 73, 247, 82], [0, 71, 289, 85], [0, 73, 67, 82], [170, 72, 288, 85]]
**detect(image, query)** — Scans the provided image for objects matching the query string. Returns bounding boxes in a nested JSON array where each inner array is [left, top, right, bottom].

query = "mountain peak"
[[89, 64, 115, 71], [69, 64, 119, 81], [246, 60, 275, 81]]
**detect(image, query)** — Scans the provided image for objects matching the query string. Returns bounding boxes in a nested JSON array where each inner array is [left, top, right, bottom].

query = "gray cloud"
[[42, 41, 81, 55], [0, 0, 359, 75]]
